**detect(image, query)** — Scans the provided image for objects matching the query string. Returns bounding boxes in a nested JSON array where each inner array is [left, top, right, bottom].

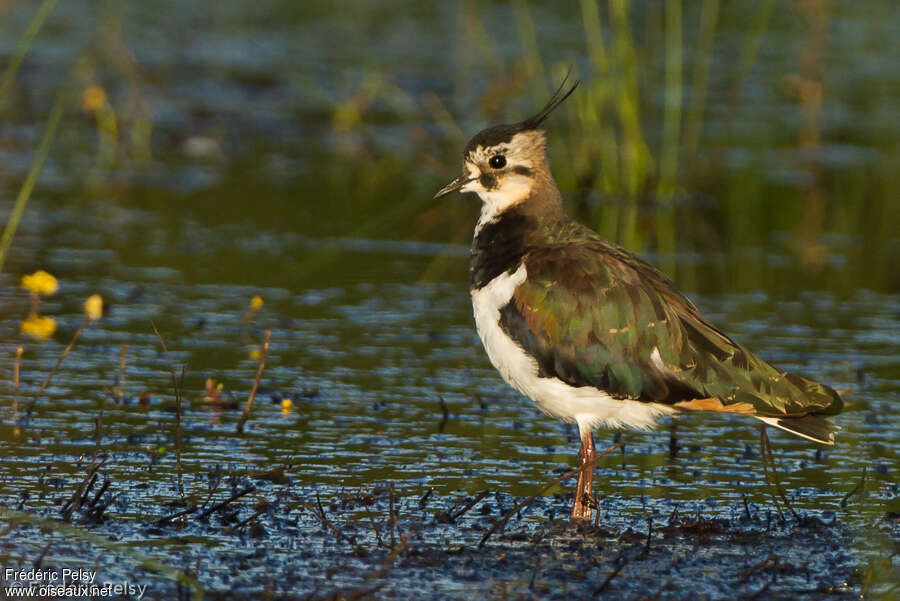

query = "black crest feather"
[[463, 72, 580, 155], [520, 72, 580, 130]]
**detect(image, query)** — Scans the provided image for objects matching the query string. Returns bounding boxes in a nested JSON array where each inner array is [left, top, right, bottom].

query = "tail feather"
[[782, 372, 844, 416], [755, 414, 840, 445]]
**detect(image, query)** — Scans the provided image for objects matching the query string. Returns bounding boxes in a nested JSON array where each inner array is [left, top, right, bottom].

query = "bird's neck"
[[474, 176, 564, 233], [469, 183, 567, 291]]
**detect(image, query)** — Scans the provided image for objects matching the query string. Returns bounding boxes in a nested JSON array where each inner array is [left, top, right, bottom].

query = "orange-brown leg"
[[571, 426, 595, 522]]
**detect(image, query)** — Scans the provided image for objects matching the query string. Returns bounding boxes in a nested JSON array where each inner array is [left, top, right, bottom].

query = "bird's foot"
[[571, 492, 598, 523]]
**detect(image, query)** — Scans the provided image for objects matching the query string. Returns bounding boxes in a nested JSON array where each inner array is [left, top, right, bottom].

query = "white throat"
[[472, 175, 534, 235]]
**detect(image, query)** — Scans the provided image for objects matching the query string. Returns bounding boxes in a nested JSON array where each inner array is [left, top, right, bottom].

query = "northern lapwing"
[[434, 77, 843, 522]]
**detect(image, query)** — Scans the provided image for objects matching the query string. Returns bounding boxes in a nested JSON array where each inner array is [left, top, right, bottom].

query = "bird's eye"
[[489, 155, 507, 169]]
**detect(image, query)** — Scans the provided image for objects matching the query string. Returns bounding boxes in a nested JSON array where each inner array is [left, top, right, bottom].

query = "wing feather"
[[499, 241, 842, 417]]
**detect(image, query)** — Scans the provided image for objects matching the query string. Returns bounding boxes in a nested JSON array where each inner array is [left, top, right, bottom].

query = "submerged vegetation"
[[0, 0, 897, 599]]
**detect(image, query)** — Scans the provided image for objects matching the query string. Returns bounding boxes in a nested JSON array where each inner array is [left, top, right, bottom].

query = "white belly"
[[471, 263, 675, 431]]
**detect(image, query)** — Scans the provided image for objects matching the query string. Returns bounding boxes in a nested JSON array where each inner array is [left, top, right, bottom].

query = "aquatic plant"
[[19, 270, 59, 340], [20, 313, 57, 340], [84, 293, 103, 320], [21, 269, 58, 296]]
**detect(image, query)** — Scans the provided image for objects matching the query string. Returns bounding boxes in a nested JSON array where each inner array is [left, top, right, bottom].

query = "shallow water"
[[0, 200, 896, 598], [0, 1, 898, 599]]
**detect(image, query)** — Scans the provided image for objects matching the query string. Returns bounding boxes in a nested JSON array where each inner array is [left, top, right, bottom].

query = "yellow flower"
[[281, 398, 293, 413], [21, 270, 58, 296], [82, 86, 107, 112], [84, 294, 103, 320], [241, 295, 265, 325], [249, 347, 262, 360], [21, 314, 57, 340]]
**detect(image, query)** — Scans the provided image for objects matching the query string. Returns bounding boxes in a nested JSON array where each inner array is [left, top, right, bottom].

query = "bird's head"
[[434, 77, 579, 216]]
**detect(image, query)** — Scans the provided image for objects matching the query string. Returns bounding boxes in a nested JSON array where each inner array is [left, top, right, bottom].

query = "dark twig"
[[594, 548, 633, 594], [91, 399, 104, 467], [12, 345, 23, 418], [78, 473, 99, 509], [84, 497, 114, 523], [418, 488, 434, 511], [23, 315, 90, 422], [759, 427, 798, 520], [155, 506, 199, 526], [198, 486, 256, 520], [388, 481, 397, 549], [315, 491, 329, 523], [176, 365, 185, 500], [742, 491, 752, 520], [61, 402, 109, 523], [437, 395, 449, 433], [642, 515, 653, 557], [745, 581, 772, 601], [61, 455, 108, 522], [236, 329, 271, 434], [89, 478, 111, 509], [232, 509, 264, 530], [114, 344, 128, 400], [81, 475, 115, 523], [440, 494, 468, 523], [367, 509, 383, 548], [308, 492, 353, 544], [758, 426, 784, 520], [762, 428, 797, 519], [448, 490, 490, 523], [335, 535, 408, 601], [528, 556, 542, 589], [666, 504, 680, 528], [738, 555, 779, 582], [198, 469, 223, 511], [668, 421, 681, 458], [639, 580, 673, 601], [478, 442, 622, 548], [33, 541, 52, 569], [840, 466, 867, 508], [371, 534, 407, 579], [151, 322, 185, 501]]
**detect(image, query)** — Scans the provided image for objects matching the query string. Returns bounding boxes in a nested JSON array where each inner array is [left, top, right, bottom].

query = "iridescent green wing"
[[500, 242, 842, 416]]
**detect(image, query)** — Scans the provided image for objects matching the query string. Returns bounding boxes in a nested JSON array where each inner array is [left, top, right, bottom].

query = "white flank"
[[471, 264, 675, 432]]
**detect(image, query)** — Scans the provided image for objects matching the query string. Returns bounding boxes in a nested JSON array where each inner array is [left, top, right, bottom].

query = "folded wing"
[[498, 240, 842, 420]]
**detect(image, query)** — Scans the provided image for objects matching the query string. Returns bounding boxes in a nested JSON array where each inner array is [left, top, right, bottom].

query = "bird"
[[433, 76, 843, 522]]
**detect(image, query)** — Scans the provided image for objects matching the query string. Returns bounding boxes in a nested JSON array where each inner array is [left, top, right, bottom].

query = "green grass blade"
[[731, 0, 775, 106], [0, 0, 59, 111], [658, 0, 683, 200], [0, 89, 65, 274], [683, 0, 720, 161]]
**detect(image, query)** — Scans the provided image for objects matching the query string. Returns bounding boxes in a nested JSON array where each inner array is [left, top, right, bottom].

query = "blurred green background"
[[0, 0, 897, 294], [0, 0, 897, 598]]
